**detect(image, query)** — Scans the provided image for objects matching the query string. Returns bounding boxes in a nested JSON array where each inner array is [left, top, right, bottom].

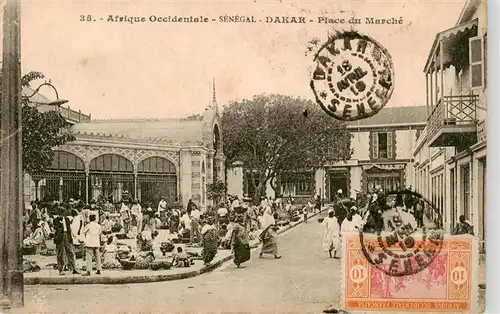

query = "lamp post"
[[1, 0, 67, 307], [23, 82, 69, 107], [0, 0, 23, 309]]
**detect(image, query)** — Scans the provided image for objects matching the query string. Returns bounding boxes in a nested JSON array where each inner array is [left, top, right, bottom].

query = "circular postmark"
[[358, 190, 444, 277], [309, 31, 395, 121]]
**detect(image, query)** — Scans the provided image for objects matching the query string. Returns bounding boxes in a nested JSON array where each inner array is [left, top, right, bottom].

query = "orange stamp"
[[341, 233, 480, 313]]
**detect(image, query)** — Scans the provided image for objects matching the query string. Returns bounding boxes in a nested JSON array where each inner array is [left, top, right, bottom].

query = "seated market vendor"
[[172, 246, 190, 267], [102, 236, 121, 269], [101, 213, 113, 235], [23, 220, 49, 254]]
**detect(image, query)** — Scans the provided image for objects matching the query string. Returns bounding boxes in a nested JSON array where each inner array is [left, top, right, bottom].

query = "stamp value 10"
[[342, 233, 480, 312]]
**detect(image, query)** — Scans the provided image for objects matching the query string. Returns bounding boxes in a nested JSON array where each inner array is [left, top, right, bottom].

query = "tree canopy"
[[19, 71, 75, 175], [222, 94, 352, 201], [206, 179, 227, 205]]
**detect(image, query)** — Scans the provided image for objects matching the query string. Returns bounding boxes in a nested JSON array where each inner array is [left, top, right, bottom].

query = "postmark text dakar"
[[310, 32, 395, 121]]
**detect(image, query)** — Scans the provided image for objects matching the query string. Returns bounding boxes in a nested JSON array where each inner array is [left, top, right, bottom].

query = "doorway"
[[328, 170, 348, 202]]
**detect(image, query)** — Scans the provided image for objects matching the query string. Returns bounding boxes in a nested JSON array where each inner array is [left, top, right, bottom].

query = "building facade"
[[413, 0, 487, 248], [23, 89, 225, 210], [227, 106, 427, 203]]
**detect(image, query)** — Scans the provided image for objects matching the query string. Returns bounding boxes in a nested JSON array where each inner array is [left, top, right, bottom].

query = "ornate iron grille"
[[33, 171, 86, 202], [88, 173, 134, 203], [137, 174, 177, 205]]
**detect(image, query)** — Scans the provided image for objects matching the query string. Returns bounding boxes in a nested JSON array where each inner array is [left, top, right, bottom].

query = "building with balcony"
[[21, 86, 225, 210], [227, 106, 427, 203], [413, 0, 487, 248]]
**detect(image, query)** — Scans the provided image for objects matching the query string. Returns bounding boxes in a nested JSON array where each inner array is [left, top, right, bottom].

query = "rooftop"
[[347, 106, 428, 128], [71, 118, 205, 145], [22, 86, 91, 123]]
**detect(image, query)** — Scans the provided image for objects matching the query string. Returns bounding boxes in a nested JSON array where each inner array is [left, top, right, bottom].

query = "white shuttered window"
[[469, 36, 484, 89]]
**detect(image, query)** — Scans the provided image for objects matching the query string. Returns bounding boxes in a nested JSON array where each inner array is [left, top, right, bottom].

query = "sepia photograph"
[[0, 0, 490, 312]]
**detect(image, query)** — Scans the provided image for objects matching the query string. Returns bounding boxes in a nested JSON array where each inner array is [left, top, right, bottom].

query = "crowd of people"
[[22, 185, 476, 275], [22, 193, 307, 274], [319, 187, 475, 259]]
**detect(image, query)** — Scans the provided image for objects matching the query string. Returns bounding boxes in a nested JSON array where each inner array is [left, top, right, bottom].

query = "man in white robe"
[[322, 209, 340, 259]]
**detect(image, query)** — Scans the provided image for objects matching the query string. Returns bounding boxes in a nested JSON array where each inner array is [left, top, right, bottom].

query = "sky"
[[14, 0, 466, 119]]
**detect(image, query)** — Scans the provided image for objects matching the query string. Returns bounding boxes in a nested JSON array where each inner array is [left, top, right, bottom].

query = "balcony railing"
[[428, 94, 478, 143], [59, 105, 91, 123]]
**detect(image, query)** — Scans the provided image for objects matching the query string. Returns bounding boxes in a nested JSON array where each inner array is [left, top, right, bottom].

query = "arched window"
[[49, 151, 85, 171], [213, 124, 221, 181], [213, 124, 221, 156], [137, 157, 178, 205], [89, 154, 134, 173], [137, 157, 176, 174], [34, 151, 86, 202], [88, 154, 134, 203]]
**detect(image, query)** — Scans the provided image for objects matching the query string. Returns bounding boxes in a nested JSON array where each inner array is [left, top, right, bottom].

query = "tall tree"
[[222, 94, 352, 203], [18, 71, 75, 175], [206, 180, 227, 205]]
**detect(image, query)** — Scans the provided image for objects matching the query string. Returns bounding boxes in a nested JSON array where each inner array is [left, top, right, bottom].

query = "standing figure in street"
[[201, 218, 218, 265], [221, 216, 236, 249], [351, 206, 364, 230], [169, 206, 180, 234], [189, 206, 202, 246], [314, 195, 322, 213], [217, 204, 229, 227], [180, 210, 191, 234], [322, 209, 340, 259], [453, 215, 475, 235], [413, 199, 425, 228], [53, 207, 79, 275], [158, 197, 168, 228], [231, 214, 251, 268], [104, 198, 115, 213], [120, 200, 132, 234], [131, 199, 143, 231], [259, 207, 282, 259], [186, 198, 197, 215], [230, 196, 240, 212], [341, 210, 360, 233], [71, 208, 84, 246], [29, 203, 42, 231], [81, 214, 102, 276], [89, 200, 100, 223], [303, 204, 310, 223]]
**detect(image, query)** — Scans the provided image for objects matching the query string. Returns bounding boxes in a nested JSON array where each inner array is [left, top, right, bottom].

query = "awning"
[[424, 18, 478, 73], [439, 18, 478, 42], [362, 164, 405, 172]]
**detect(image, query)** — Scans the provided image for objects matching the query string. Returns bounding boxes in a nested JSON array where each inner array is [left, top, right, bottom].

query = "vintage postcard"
[[0, 0, 488, 313]]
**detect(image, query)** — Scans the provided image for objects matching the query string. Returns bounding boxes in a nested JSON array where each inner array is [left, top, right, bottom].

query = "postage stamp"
[[342, 233, 480, 312]]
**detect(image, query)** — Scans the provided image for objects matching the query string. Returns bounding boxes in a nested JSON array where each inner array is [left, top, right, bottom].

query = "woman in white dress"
[[259, 207, 282, 259], [341, 210, 361, 233], [322, 209, 340, 259]]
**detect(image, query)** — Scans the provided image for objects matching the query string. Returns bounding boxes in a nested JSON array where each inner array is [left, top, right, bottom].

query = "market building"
[[227, 105, 427, 203], [412, 0, 487, 248], [23, 86, 225, 209]]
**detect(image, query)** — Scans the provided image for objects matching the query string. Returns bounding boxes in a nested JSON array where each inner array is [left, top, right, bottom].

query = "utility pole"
[[1, 0, 23, 309]]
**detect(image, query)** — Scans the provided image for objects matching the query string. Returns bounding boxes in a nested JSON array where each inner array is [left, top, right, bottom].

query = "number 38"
[[80, 15, 93, 22]]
